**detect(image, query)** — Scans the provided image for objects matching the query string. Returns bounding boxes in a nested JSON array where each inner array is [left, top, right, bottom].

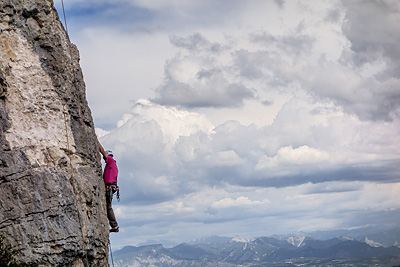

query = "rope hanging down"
[[109, 239, 115, 267], [59, 3, 112, 266], [61, 0, 69, 34]]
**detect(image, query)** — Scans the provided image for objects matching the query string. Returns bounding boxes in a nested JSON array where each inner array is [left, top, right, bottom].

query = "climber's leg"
[[106, 194, 118, 229]]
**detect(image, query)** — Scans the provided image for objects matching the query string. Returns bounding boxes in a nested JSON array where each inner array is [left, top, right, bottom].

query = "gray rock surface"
[[0, 0, 109, 266]]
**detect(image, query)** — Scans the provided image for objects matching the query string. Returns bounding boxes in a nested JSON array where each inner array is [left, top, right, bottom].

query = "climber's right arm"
[[97, 138, 108, 160]]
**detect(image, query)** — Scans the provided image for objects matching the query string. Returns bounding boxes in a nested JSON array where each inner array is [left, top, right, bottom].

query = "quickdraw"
[[106, 184, 120, 202]]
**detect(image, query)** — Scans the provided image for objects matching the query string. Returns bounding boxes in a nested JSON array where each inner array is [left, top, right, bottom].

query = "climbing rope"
[[109, 239, 115, 267], [58, 3, 111, 264], [61, 82, 91, 266], [58, 38, 91, 266], [61, 0, 69, 34]]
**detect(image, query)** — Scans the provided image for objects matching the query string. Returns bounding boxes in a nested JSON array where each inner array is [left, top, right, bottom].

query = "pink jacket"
[[103, 155, 118, 184]]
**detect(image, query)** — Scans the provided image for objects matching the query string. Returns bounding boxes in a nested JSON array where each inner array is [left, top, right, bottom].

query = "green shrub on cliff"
[[0, 234, 38, 267]]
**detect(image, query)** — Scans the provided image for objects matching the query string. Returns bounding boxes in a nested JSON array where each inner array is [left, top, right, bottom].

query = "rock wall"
[[0, 0, 109, 266]]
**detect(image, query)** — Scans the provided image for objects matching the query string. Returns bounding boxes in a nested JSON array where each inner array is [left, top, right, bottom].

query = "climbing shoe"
[[110, 226, 119, 233]]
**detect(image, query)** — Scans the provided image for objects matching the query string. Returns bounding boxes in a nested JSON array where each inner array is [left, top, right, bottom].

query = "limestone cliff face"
[[0, 0, 109, 266]]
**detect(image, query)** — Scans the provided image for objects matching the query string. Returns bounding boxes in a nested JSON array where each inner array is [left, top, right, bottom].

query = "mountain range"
[[112, 226, 400, 267]]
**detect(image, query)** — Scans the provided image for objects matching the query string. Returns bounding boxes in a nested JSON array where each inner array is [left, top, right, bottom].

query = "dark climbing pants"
[[106, 194, 118, 228]]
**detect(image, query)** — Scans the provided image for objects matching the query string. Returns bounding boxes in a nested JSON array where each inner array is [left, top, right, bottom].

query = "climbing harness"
[[108, 239, 115, 267], [61, 0, 69, 34], [106, 183, 120, 202]]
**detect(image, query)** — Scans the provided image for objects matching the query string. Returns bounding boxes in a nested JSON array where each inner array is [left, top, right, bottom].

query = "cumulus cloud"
[[99, 99, 216, 202], [95, 127, 110, 138], [100, 98, 400, 203], [342, 0, 400, 66], [153, 51, 254, 108], [338, 0, 400, 120], [298, 55, 400, 121], [170, 33, 223, 53], [206, 150, 247, 167], [256, 145, 331, 171], [211, 196, 269, 209], [250, 31, 315, 56]]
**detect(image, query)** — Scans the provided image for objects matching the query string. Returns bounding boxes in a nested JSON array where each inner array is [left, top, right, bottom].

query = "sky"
[[54, 0, 400, 249]]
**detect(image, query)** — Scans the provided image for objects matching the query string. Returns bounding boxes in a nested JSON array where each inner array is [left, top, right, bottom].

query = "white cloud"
[[212, 196, 269, 209], [154, 52, 254, 108], [206, 150, 247, 167], [126, 99, 215, 143], [338, 0, 400, 120], [342, 0, 400, 65], [276, 145, 330, 165], [256, 145, 331, 170], [95, 127, 110, 138]]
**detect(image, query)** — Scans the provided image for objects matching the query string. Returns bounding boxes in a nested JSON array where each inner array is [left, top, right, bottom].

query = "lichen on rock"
[[0, 0, 109, 266]]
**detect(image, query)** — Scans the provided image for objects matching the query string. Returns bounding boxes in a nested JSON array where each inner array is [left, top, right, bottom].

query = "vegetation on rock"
[[0, 235, 38, 267]]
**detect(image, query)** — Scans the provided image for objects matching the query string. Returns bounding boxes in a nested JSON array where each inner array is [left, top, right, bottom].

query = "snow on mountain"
[[286, 236, 306, 247], [230, 236, 253, 243], [364, 237, 383, 247]]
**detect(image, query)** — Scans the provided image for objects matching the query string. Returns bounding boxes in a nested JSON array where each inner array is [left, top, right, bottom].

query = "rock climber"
[[97, 138, 119, 233]]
